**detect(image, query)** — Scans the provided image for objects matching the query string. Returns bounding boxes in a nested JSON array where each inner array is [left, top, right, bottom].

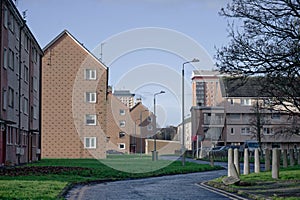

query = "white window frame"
[[85, 114, 97, 125], [23, 97, 28, 115], [6, 126, 13, 145], [119, 120, 126, 127], [3, 7, 8, 28], [24, 65, 29, 83], [241, 98, 251, 106], [3, 48, 8, 69], [118, 143, 125, 150], [119, 132, 126, 138], [119, 109, 125, 116], [230, 127, 235, 135], [85, 69, 97, 80], [33, 105, 38, 119], [85, 92, 97, 103], [8, 87, 14, 108], [2, 89, 7, 110], [33, 76, 38, 91], [84, 137, 97, 149], [8, 49, 14, 70], [263, 127, 274, 135], [241, 127, 251, 135], [147, 125, 153, 131]]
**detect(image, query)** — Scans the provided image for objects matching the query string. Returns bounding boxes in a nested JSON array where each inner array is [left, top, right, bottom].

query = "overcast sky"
[[17, 0, 231, 126]]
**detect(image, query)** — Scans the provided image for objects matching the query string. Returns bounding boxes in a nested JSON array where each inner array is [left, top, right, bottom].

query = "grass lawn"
[[0, 154, 222, 199], [209, 165, 300, 200]]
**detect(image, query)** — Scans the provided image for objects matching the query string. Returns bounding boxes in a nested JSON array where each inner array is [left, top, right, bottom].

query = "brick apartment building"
[[42, 30, 108, 159], [190, 70, 300, 151], [0, 0, 43, 165], [106, 92, 134, 154]]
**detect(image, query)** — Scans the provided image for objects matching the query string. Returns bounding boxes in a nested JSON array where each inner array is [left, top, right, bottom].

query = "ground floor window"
[[118, 143, 125, 150], [84, 137, 97, 149]]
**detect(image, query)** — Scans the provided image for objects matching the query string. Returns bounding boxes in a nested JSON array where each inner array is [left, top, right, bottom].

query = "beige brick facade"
[[42, 31, 107, 158]]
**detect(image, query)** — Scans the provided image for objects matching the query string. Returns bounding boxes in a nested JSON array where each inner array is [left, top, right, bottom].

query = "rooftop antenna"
[[22, 9, 28, 20]]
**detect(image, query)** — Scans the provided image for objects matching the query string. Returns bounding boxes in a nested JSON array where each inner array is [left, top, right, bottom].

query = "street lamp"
[[153, 90, 165, 161], [139, 109, 148, 158], [182, 58, 199, 166]]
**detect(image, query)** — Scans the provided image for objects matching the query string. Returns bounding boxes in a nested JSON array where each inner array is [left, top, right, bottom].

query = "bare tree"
[[216, 0, 300, 113]]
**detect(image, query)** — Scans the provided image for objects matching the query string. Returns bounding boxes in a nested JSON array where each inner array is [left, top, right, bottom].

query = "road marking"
[[195, 182, 249, 200]]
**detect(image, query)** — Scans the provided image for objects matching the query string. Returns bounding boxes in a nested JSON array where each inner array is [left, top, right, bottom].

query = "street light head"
[[160, 90, 166, 94], [192, 58, 200, 62]]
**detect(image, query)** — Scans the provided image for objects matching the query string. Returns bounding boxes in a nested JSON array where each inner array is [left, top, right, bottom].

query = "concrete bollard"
[[209, 151, 214, 167], [272, 148, 279, 179], [282, 149, 288, 168], [234, 148, 240, 175], [265, 149, 271, 171], [290, 149, 295, 166], [244, 148, 250, 175], [228, 148, 233, 177], [229, 163, 239, 179], [254, 148, 260, 173]]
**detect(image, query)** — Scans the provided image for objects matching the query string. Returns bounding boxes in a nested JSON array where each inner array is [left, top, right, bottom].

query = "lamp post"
[[139, 109, 148, 158], [182, 58, 199, 166], [152, 90, 165, 161]]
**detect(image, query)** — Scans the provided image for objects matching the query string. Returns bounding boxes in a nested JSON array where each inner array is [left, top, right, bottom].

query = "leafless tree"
[[216, 0, 300, 114]]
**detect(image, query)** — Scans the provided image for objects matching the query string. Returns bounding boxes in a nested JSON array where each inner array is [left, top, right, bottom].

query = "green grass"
[[0, 155, 222, 199], [210, 165, 300, 200]]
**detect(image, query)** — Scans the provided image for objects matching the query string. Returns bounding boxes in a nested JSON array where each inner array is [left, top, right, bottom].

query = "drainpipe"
[[18, 19, 25, 164]]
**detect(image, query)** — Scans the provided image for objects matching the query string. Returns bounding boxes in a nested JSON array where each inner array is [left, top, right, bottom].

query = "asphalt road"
[[66, 169, 233, 200]]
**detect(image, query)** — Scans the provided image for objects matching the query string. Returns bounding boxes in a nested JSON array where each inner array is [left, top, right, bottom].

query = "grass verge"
[[207, 165, 300, 200], [0, 154, 222, 199]]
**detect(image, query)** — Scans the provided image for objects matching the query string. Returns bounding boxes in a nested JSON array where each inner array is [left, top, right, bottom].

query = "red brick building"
[[0, 0, 43, 165]]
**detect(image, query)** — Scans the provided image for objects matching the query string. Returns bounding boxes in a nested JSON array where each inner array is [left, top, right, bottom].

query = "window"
[[85, 114, 96, 125], [241, 98, 251, 106], [6, 127, 13, 145], [119, 109, 125, 115], [230, 127, 235, 135], [147, 116, 152, 122], [84, 137, 97, 149], [33, 105, 38, 119], [8, 49, 14, 70], [23, 97, 28, 115], [3, 48, 8, 69], [147, 125, 153, 131], [230, 113, 240, 120], [2, 89, 7, 110], [3, 7, 8, 28], [24, 65, 29, 82], [241, 127, 251, 135], [271, 113, 280, 120], [119, 120, 126, 127], [8, 87, 14, 108], [118, 143, 125, 150], [85, 92, 97, 103], [263, 127, 274, 135], [8, 14, 14, 33], [119, 132, 126, 138], [33, 76, 38, 91], [85, 69, 96, 80]]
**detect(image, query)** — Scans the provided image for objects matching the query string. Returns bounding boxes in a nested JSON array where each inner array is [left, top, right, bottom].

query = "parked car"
[[239, 140, 259, 153]]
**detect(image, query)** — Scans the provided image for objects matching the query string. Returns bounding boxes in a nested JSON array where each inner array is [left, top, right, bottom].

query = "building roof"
[[221, 76, 267, 97], [113, 90, 135, 97], [192, 70, 221, 78], [43, 30, 107, 69]]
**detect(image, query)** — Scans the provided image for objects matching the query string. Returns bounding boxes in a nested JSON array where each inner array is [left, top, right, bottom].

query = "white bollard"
[[254, 148, 260, 173], [244, 148, 250, 175]]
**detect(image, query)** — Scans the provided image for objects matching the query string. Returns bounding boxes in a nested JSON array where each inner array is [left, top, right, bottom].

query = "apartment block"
[[42, 30, 107, 159], [113, 90, 135, 108], [0, 0, 43, 165], [191, 70, 223, 107], [130, 102, 156, 154], [191, 72, 300, 151], [106, 92, 134, 154]]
